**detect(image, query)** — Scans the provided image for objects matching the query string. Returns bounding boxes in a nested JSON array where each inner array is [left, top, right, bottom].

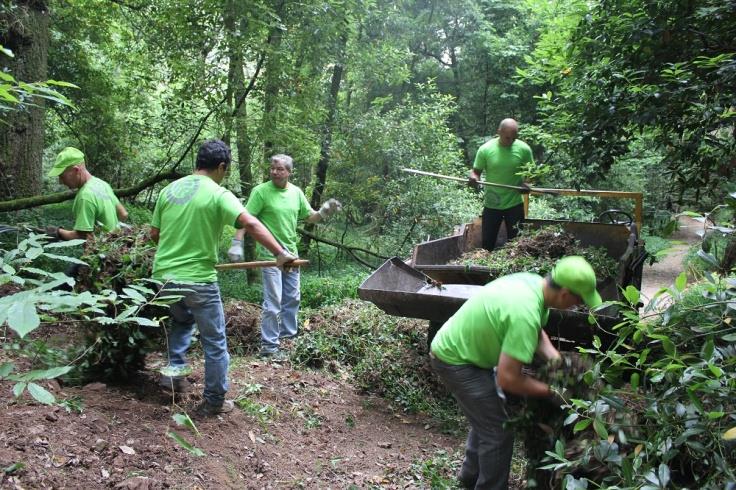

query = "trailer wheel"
[[597, 209, 633, 226]]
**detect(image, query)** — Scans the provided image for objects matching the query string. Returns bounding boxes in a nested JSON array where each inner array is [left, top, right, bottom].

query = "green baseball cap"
[[551, 256, 602, 308], [48, 147, 85, 177]]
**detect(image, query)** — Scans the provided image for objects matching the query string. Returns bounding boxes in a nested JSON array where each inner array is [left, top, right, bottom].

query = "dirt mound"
[[224, 300, 262, 354]]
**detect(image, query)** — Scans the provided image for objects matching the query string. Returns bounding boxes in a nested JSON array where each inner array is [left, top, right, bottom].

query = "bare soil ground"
[[0, 303, 465, 489], [0, 355, 464, 489]]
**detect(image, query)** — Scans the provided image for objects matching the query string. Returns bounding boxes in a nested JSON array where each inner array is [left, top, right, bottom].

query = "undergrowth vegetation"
[[289, 300, 464, 431]]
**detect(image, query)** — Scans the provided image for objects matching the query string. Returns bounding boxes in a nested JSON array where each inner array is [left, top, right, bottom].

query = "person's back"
[[152, 174, 244, 283], [72, 176, 120, 232]]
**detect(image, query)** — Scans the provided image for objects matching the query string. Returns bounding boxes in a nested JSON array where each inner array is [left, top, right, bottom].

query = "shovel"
[[215, 259, 310, 271], [401, 168, 561, 196]]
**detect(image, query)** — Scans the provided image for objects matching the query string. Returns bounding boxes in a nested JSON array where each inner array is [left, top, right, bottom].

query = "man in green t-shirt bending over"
[[151, 140, 295, 416], [228, 154, 341, 358], [469, 118, 534, 251], [430, 256, 602, 490], [47, 146, 128, 240]]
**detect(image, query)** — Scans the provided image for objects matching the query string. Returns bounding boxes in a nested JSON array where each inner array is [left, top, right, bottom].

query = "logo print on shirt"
[[165, 177, 201, 205], [88, 180, 112, 201]]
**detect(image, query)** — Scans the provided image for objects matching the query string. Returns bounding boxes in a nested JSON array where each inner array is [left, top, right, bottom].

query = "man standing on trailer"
[[468, 118, 534, 251]]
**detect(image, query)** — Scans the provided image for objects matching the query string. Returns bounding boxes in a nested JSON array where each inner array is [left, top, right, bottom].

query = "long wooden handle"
[[401, 168, 561, 196], [216, 259, 310, 270]]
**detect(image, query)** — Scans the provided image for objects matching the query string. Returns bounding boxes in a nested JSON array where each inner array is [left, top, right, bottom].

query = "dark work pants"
[[431, 355, 513, 490], [481, 204, 525, 251]]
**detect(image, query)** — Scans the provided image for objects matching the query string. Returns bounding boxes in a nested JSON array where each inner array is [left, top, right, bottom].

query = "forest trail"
[[640, 216, 703, 308]]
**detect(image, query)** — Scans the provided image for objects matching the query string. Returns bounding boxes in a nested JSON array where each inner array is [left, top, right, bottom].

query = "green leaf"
[[42, 253, 87, 265], [630, 372, 640, 390], [172, 413, 200, 435], [662, 338, 675, 356], [593, 418, 608, 439], [166, 431, 205, 457], [27, 382, 55, 405], [122, 287, 146, 303], [573, 419, 592, 433], [563, 413, 579, 426], [706, 411, 725, 419], [2, 462, 24, 474], [129, 317, 160, 327], [12, 382, 26, 398], [674, 272, 687, 292], [623, 285, 639, 305], [43, 239, 87, 248], [45, 80, 80, 88], [0, 362, 14, 378], [10, 366, 72, 382], [720, 333, 736, 342], [7, 300, 39, 338], [657, 464, 670, 487], [696, 250, 720, 269]]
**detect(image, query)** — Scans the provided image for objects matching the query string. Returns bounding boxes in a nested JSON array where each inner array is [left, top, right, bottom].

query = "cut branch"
[[297, 227, 388, 269]]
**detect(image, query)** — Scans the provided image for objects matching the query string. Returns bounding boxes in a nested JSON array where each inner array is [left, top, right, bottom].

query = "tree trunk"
[[261, 1, 286, 179], [0, 0, 49, 199], [301, 41, 346, 251]]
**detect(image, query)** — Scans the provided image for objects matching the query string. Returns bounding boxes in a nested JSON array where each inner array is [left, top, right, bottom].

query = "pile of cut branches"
[[77, 226, 156, 292], [450, 225, 618, 280]]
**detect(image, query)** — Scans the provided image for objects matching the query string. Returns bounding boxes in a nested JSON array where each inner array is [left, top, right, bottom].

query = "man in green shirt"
[[228, 154, 341, 358], [430, 256, 602, 490], [47, 146, 128, 240], [469, 118, 534, 251], [151, 140, 295, 416]]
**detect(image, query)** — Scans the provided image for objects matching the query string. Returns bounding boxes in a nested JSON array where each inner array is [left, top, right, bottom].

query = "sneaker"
[[159, 375, 190, 393], [196, 400, 234, 417], [258, 347, 278, 358], [259, 348, 288, 362]]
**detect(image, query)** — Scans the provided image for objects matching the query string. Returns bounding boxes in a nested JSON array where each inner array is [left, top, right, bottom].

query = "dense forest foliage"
[[1, 0, 735, 488], [1, 0, 733, 256]]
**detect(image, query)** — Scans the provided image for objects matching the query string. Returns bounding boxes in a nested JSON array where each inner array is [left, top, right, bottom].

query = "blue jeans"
[[261, 266, 301, 352], [431, 354, 513, 490], [163, 282, 229, 406]]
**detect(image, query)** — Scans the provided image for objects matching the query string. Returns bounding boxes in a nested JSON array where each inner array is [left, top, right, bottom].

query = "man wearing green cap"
[[430, 256, 601, 490], [46, 146, 128, 240]]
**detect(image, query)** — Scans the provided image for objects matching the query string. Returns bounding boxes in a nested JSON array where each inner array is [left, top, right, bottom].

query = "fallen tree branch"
[[297, 227, 388, 269]]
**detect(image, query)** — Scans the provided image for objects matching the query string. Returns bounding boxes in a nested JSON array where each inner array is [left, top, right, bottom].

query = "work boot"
[[195, 400, 234, 417], [159, 375, 190, 393], [258, 348, 288, 362]]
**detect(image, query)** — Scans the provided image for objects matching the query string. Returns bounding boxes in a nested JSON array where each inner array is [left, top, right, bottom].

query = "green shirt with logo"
[[472, 137, 534, 210], [72, 176, 121, 232], [431, 273, 549, 369], [246, 181, 313, 260], [152, 175, 245, 283]]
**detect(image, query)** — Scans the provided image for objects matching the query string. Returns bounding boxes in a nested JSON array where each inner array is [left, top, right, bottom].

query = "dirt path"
[[0, 353, 465, 489], [640, 216, 702, 308]]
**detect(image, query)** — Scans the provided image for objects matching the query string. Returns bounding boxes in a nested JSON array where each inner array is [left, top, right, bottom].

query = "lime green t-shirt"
[[72, 176, 121, 232], [151, 175, 245, 283], [431, 273, 549, 369], [246, 181, 312, 260], [472, 137, 534, 210]]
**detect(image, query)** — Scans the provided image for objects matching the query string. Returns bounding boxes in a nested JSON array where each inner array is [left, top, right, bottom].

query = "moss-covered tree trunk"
[[0, 0, 49, 200]]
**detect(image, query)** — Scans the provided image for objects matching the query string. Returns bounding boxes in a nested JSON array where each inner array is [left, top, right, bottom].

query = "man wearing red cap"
[[430, 256, 602, 490], [46, 146, 128, 240]]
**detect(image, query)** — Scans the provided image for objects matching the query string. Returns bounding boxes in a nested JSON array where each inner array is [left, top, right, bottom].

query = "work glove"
[[227, 238, 244, 262], [318, 198, 342, 220], [275, 250, 297, 271], [45, 226, 62, 241], [467, 176, 480, 191]]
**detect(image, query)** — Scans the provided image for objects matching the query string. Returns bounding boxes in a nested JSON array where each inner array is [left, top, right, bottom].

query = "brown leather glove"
[[45, 226, 61, 240]]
